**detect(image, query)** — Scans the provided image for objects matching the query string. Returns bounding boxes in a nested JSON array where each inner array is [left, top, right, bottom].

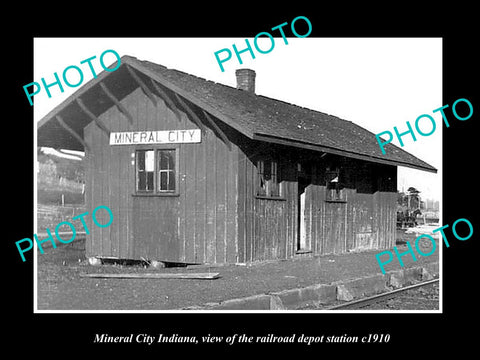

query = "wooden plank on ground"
[[80, 272, 220, 280]]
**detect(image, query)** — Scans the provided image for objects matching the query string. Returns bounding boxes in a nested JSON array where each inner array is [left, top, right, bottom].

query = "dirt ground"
[[35, 229, 440, 311]]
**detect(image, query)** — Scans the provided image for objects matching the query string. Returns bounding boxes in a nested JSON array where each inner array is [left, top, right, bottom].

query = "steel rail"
[[326, 278, 440, 310]]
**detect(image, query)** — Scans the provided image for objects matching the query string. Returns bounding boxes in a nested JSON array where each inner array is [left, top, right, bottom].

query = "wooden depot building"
[[37, 55, 437, 265]]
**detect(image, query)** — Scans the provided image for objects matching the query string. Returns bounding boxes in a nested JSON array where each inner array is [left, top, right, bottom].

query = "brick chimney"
[[235, 68, 256, 93]]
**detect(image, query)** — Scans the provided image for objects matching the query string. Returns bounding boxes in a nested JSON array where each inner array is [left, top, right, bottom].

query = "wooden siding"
[[308, 189, 396, 255], [84, 84, 398, 265], [84, 87, 238, 263], [308, 161, 397, 255], [236, 151, 297, 263], [236, 148, 398, 262]]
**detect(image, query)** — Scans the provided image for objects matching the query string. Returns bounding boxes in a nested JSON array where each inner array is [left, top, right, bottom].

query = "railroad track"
[[326, 278, 439, 310]]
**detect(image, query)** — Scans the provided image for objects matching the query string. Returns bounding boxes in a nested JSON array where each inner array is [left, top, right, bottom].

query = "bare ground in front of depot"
[[36, 229, 438, 310]]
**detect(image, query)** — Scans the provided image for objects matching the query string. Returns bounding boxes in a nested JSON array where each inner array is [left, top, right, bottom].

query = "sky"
[[34, 37, 442, 201]]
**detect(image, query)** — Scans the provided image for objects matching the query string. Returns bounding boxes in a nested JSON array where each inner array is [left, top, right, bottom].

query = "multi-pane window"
[[136, 150, 155, 192], [136, 149, 177, 193], [257, 159, 282, 198], [158, 150, 176, 192]]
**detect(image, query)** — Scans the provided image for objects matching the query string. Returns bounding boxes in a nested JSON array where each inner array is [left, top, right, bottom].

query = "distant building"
[[424, 198, 440, 212]]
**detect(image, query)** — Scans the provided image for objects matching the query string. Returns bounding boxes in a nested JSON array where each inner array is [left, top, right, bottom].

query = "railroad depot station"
[[37, 55, 436, 266]]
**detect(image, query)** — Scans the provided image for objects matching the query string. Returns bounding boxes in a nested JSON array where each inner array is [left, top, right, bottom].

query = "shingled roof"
[[37, 55, 436, 173]]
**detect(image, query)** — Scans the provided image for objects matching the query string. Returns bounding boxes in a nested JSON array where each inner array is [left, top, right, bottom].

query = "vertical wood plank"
[[262, 201, 267, 261], [260, 200, 266, 261], [90, 116, 103, 256], [284, 179, 291, 258], [284, 180, 291, 259], [290, 171, 298, 258], [84, 123, 94, 257], [307, 185, 313, 251], [104, 107, 119, 257], [225, 146, 237, 263], [253, 198, 259, 261], [310, 183, 316, 255], [245, 158, 253, 262], [115, 106, 123, 258], [97, 116, 106, 256], [214, 137, 226, 263], [117, 144, 128, 258], [103, 122, 112, 255], [194, 135, 206, 263], [177, 99, 187, 261], [178, 143, 186, 262], [126, 90, 138, 259], [263, 201, 270, 260], [111, 105, 125, 258], [236, 149, 246, 263], [184, 142, 196, 263], [205, 129, 216, 263]]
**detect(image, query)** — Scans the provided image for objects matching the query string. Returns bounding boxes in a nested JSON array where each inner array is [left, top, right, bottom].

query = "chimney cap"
[[235, 68, 256, 75]]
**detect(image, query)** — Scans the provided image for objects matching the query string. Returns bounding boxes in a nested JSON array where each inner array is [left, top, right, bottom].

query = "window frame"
[[255, 158, 285, 200], [325, 168, 347, 202], [157, 149, 177, 193], [135, 149, 155, 194], [134, 145, 179, 196]]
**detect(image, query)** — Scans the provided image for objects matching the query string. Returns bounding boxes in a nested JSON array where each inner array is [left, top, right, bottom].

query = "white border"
[[33, 37, 442, 314]]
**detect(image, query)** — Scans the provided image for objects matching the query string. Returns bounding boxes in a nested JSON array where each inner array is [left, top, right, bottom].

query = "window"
[[136, 150, 155, 192], [136, 149, 177, 194], [256, 159, 282, 198], [325, 168, 345, 201], [158, 149, 176, 192]]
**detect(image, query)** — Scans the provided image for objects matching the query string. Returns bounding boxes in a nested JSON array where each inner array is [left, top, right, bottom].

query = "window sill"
[[255, 195, 286, 201], [295, 249, 312, 255], [325, 199, 347, 203], [132, 193, 180, 197]]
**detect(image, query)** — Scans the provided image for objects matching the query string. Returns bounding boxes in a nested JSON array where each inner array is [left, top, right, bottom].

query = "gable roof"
[[37, 55, 436, 173]]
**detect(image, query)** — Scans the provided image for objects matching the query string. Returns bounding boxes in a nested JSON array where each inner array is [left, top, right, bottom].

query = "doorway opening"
[[297, 174, 310, 252]]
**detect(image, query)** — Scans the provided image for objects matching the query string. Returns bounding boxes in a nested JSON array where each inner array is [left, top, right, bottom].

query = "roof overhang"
[[37, 55, 437, 174], [37, 56, 255, 151], [252, 133, 437, 173]]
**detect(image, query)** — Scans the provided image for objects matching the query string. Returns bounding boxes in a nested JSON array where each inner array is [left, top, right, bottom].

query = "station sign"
[[110, 129, 201, 145]]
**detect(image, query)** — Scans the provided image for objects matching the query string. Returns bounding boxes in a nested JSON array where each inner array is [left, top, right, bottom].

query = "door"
[[299, 191, 306, 250], [297, 175, 310, 251]]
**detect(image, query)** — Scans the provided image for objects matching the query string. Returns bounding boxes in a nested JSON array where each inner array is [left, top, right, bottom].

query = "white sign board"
[[109, 129, 201, 145]]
